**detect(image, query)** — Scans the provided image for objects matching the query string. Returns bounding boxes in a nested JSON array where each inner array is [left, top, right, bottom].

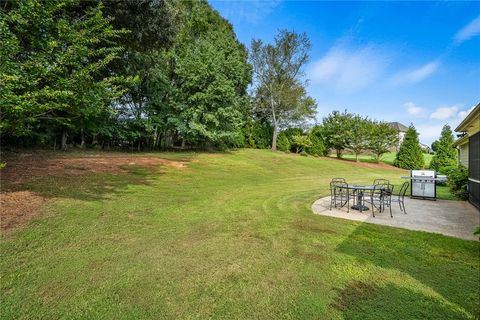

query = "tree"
[[250, 30, 316, 151], [347, 115, 370, 162], [1, 0, 130, 149], [430, 125, 458, 173], [306, 125, 327, 156], [291, 135, 312, 153], [394, 125, 425, 169], [322, 110, 354, 158], [431, 140, 439, 153], [367, 121, 399, 163]]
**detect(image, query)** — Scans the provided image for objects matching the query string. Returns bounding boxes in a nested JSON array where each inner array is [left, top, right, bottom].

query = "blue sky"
[[210, 1, 480, 144]]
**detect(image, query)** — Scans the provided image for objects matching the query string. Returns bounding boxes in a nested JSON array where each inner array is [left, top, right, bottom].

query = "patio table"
[[345, 184, 376, 212]]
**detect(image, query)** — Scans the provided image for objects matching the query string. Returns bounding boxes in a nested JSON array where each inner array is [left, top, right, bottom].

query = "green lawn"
[[1, 149, 478, 319], [332, 152, 433, 166]]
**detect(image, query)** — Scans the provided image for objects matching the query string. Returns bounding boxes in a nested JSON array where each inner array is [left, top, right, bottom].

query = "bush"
[[307, 126, 327, 156], [446, 166, 468, 200], [291, 135, 312, 153], [394, 125, 425, 169], [277, 132, 290, 152]]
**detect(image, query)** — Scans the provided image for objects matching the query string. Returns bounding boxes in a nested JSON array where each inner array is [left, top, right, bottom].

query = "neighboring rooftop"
[[388, 122, 408, 132]]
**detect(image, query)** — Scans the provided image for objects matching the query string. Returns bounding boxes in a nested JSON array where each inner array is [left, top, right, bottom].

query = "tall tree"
[[430, 125, 458, 173], [0, 0, 130, 149], [394, 125, 425, 169], [348, 115, 370, 162], [322, 110, 354, 158], [250, 30, 316, 151], [367, 121, 399, 163]]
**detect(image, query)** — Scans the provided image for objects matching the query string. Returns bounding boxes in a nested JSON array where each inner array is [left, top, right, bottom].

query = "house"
[[388, 122, 408, 151], [453, 103, 480, 209]]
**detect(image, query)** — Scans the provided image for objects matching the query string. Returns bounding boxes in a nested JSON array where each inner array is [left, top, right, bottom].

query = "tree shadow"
[[3, 165, 162, 202], [335, 223, 480, 318], [333, 281, 470, 320]]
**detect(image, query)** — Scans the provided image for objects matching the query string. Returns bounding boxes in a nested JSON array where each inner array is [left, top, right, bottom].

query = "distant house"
[[453, 103, 480, 209], [388, 122, 408, 151]]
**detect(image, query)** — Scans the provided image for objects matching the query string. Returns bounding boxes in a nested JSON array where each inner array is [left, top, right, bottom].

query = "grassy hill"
[[1, 149, 478, 319], [330, 152, 433, 166]]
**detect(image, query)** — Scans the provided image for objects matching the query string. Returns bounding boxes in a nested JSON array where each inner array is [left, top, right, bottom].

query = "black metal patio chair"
[[373, 178, 390, 186], [380, 183, 396, 217], [385, 181, 409, 215], [329, 181, 350, 213], [365, 183, 387, 217]]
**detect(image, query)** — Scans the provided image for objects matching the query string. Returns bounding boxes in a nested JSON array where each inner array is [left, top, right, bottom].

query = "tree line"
[[1, 0, 455, 173]]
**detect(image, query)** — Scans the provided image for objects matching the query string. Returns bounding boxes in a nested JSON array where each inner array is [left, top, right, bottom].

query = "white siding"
[[459, 143, 469, 168]]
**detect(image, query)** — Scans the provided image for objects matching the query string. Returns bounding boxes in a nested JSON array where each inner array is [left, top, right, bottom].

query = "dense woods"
[[0, 0, 430, 161], [1, 0, 252, 150]]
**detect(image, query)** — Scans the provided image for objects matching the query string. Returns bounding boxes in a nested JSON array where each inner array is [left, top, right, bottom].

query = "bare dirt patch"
[[1, 191, 46, 231], [0, 151, 187, 231], [1, 152, 187, 186]]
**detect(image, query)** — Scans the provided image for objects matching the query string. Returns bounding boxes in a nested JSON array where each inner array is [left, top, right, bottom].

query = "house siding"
[[459, 143, 469, 168]]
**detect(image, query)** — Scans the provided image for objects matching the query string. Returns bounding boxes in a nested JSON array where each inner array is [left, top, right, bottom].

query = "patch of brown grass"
[[332, 281, 377, 311], [0, 191, 46, 231]]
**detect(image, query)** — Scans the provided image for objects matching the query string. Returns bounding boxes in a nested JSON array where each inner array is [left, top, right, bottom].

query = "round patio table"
[[345, 184, 376, 212]]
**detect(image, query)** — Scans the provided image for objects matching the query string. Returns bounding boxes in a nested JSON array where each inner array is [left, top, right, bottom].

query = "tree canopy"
[[394, 125, 425, 169], [430, 125, 457, 173]]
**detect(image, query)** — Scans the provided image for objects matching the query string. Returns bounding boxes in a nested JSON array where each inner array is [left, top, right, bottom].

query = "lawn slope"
[[1, 149, 478, 319]]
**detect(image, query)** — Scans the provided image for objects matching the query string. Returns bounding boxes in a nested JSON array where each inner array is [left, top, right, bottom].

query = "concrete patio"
[[312, 196, 479, 241]]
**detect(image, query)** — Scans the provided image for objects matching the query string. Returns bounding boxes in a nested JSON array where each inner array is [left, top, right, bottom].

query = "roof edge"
[[455, 102, 480, 132]]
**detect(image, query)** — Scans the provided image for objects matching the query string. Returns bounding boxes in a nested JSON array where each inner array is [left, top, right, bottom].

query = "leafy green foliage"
[[291, 135, 312, 153], [0, 0, 130, 141], [347, 115, 370, 161], [430, 125, 458, 173], [446, 166, 469, 200], [276, 132, 291, 152], [250, 30, 316, 150], [321, 110, 354, 158], [394, 125, 425, 169], [306, 125, 327, 156], [367, 121, 399, 163]]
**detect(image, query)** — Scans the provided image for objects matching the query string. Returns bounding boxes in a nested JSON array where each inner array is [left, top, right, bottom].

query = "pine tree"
[[394, 125, 425, 169], [430, 125, 458, 173]]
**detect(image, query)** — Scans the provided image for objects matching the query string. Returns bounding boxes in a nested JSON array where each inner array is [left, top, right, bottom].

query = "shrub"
[[394, 125, 425, 169], [446, 166, 468, 200], [277, 132, 290, 152], [291, 135, 312, 153], [430, 125, 457, 173], [307, 126, 327, 156]]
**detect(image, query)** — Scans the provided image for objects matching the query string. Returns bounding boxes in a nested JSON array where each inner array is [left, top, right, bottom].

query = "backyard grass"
[[1, 149, 478, 319], [332, 152, 433, 166]]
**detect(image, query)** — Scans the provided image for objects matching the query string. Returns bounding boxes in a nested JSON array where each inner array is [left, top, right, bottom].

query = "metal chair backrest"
[[382, 183, 394, 197], [331, 177, 346, 183], [373, 178, 389, 185], [399, 181, 409, 198]]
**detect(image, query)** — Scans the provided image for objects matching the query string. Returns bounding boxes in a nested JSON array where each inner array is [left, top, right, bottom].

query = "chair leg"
[[389, 198, 393, 218]]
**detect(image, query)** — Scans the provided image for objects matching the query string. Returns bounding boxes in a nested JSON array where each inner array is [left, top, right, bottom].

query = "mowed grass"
[[332, 152, 433, 166], [1, 149, 478, 319]]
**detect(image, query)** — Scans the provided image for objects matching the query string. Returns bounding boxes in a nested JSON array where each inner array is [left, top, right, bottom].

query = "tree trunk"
[[61, 129, 68, 151], [80, 128, 85, 149], [336, 149, 342, 158], [271, 128, 278, 151], [355, 153, 359, 162]]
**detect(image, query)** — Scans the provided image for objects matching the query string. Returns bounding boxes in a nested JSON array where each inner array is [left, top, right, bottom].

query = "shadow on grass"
[[335, 223, 480, 318], [333, 281, 468, 320], [4, 166, 160, 202]]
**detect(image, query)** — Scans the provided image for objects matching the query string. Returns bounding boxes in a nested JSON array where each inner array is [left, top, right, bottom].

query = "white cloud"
[[430, 105, 460, 120], [454, 15, 480, 44], [416, 123, 445, 144], [390, 61, 439, 85], [308, 44, 388, 93], [404, 102, 424, 116], [458, 105, 475, 119]]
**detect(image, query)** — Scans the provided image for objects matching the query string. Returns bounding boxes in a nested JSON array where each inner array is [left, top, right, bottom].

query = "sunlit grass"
[[1, 149, 477, 319]]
